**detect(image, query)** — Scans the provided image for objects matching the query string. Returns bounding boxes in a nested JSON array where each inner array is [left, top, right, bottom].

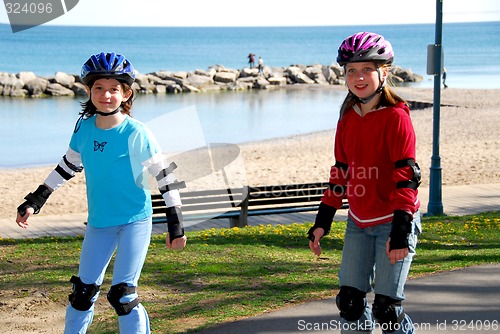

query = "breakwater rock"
[[0, 64, 423, 98]]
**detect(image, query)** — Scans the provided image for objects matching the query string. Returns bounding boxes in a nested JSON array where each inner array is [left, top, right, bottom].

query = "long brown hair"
[[338, 63, 407, 120]]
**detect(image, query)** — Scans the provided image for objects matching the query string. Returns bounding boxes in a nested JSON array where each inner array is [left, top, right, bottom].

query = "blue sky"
[[1, 0, 499, 27]]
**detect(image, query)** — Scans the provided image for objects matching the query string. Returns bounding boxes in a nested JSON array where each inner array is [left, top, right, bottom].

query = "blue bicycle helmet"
[[81, 52, 135, 86]]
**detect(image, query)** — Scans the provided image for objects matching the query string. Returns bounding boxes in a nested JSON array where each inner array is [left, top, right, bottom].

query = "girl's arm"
[[387, 109, 420, 255], [44, 147, 83, 191], [308, 122, 349, 253], [143, 154, 186, 248], [16, 148, 83, 226]]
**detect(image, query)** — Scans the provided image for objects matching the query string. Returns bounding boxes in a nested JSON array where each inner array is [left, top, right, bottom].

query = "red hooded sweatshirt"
[[322, 102, 420, 227]]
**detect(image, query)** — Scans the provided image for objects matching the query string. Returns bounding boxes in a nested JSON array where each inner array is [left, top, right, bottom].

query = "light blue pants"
[[64, 217, 152, 334], [337, 212, 421, 334]]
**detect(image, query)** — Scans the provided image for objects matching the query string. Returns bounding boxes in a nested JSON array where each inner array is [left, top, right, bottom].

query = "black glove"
[[389, 210, 413, 251], [17, 184, 52, 216], [307, 202, 337, 241], [166, 206, 185, 243]]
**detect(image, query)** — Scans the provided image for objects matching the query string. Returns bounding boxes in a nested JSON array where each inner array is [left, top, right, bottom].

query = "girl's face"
[[345, 62, 387, 100], [89, 78, 132, 113]]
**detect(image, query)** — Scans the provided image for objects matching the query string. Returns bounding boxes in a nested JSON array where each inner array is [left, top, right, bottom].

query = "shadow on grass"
[[144, 230, 343, 323], [0, 235, 83, 246], [171, 231, 345, 250], [144, 255, 341, 321], [0, 236, 81, 291]]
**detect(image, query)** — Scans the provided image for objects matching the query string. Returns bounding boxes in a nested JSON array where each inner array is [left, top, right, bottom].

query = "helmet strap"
[[96, 107, 122, 117]]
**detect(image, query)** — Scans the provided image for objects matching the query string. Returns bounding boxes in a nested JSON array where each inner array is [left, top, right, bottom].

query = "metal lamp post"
[[426, 0, 445, 216]]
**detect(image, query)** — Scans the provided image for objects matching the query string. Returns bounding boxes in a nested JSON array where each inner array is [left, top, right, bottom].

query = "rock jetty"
[[0, 64, 423, 98]]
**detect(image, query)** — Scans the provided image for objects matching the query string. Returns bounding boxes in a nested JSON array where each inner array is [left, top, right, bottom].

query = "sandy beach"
[[1, 86, 499, 220]]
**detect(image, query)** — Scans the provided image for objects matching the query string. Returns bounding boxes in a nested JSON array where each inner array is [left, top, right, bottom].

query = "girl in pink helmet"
[[308, 32, 421, 334]]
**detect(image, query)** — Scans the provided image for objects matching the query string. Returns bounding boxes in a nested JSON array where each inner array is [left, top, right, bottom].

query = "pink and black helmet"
[[337, 32, 394, 66]]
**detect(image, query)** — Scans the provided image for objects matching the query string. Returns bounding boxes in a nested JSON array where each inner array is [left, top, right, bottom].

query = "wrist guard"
[[166, 206, 185, 243], [307, 202, 337, 241], [389, 210, 413, 251], [17, 184, 52, 216]]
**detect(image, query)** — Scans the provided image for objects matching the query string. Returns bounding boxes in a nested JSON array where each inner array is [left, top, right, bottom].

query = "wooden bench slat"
[[171, 188, 247, 198], [248, 196, 323, 206], [247, 205, 320, 216], [249, 190, 325, 198], [248, 182, 326, 192], [152, 210, 241, 224], [151, 182, 348, 227]]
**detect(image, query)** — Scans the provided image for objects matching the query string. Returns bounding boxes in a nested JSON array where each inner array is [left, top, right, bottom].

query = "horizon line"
[[1, 20, 499, 30]]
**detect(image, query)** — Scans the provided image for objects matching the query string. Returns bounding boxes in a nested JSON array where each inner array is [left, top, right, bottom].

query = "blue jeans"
[[64, 217, 152, 334], [337, 212, 421, 334]]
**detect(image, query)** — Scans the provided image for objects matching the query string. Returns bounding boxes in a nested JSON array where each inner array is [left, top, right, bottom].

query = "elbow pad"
[[395, 159, 421, 190], [155, 162, 185, 207]]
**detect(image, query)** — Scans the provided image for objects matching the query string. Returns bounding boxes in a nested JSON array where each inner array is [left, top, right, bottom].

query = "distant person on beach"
[[442, 67, 448, 89], [248, 53, 255, 68], [258, 56, 264, 75], [16, 52, 187, 334], [308, 32, 421, 334]]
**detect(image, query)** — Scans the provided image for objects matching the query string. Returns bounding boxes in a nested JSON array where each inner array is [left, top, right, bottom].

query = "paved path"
[[197, 264, 500, 334]]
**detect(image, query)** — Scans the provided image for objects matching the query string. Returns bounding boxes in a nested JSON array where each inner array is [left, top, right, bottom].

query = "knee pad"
[[107, 283, 140, 316], [335, 286, 367, 321], [68, 275, 100, 311], [372, 294, 405, 332]]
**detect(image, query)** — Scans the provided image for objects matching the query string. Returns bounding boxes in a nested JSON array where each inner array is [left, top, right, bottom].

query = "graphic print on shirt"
[[94, 140, 107, 152]]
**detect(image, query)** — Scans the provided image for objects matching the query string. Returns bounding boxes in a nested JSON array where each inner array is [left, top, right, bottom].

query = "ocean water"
[[0, 22, 499, 168], [0, 87, 345, 168], [1, 21, 499, 87]]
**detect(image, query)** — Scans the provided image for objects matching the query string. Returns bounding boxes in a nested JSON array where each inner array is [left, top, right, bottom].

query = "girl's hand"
[[309, 228, 325, 256], [166, 234, 187, 250], [16, 207, 34, 228], [386, 238, 409, 264]]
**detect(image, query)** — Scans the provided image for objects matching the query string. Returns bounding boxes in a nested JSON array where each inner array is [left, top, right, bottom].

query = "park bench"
[[151, 182, 349, 227]]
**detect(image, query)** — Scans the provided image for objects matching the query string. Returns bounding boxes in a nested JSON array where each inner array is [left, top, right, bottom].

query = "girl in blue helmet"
[[16, 52, 186, 334], [308, 33, 421, 334]]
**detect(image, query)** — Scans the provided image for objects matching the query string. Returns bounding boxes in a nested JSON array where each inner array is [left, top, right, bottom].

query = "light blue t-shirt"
[[70, 115, 160, 228]]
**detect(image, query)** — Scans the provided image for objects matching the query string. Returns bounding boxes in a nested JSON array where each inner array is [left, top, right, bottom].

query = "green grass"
[[1, 211, 499, 333]]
